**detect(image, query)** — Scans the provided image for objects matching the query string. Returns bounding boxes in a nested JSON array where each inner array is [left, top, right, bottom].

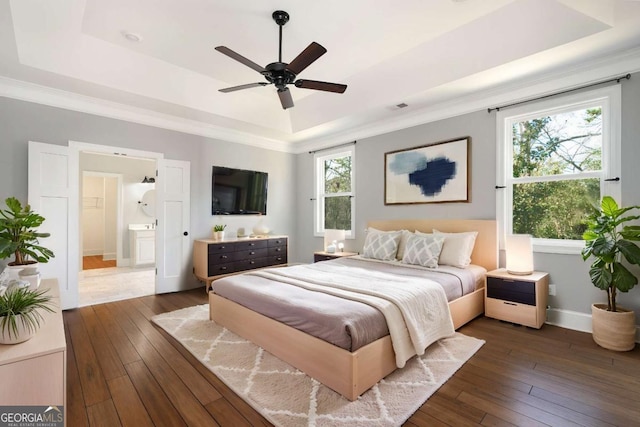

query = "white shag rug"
[[152, 304, 484, 427]]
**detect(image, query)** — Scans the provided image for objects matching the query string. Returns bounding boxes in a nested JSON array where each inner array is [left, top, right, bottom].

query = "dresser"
[[0, 279, 66, 419], [193, 236, 288, 291]]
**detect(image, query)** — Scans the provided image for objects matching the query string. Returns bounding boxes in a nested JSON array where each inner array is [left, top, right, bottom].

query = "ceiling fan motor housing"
[[263, 62, 296, 89]]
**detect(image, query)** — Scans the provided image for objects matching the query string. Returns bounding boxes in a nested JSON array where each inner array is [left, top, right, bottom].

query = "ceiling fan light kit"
[[216, 10, 347, 110]]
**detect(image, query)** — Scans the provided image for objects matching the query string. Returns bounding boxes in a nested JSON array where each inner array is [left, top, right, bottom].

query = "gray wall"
[[0, 97, 298, 289], [296, 73, 640, 321]]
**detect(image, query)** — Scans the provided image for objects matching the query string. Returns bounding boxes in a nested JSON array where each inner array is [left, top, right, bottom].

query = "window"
[[497, 85, 621, 254], [314, 146, 355, 237]]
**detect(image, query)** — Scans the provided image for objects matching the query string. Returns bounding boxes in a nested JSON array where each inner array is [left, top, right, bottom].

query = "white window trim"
[[496, 85, 621, 254], [313, 145, 356, 238]]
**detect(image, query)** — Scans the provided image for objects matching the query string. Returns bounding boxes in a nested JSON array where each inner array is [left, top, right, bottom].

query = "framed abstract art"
[[385, 137, 470, 204]]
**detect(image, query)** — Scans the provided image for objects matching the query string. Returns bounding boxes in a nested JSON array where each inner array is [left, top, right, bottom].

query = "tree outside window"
[[497, 85, 621, 253], [315, 147, 355, 236]]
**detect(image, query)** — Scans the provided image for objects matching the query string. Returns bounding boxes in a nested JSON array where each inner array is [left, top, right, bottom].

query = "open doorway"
[[78, 152, 156, 306]]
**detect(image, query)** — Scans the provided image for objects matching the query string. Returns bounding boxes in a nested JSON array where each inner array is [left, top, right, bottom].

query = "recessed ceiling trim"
[[1, 48, 639, 155], [0, 76, 294, 153]]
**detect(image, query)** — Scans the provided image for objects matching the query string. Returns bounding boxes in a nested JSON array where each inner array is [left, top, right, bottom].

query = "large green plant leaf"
[[600, 196, 618, 216], [617, 240, 640, 265], [621, 225, 640, 241], [590, 236, 615, 262], [589, 264, 612, 290], [612, 262, 638, 292]]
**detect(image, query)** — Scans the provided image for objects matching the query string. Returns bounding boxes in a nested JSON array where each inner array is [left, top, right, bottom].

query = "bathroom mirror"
[[141, 189, 156, 217]]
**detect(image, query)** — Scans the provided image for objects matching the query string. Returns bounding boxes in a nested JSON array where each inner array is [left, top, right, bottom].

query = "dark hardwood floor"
[[64, 290, 640, 426]]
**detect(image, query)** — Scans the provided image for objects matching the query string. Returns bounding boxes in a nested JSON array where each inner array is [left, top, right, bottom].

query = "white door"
[[28, 141, 79, 309], [156, 159, 190, 293]]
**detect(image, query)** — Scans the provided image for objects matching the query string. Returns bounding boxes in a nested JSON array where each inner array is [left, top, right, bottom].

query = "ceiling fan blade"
[[286, 42, 327, 75], [219, 82, 269, 93], [278, 87, 294, 110], [215, 46, 266, 73], [294, 79, 347, 93]]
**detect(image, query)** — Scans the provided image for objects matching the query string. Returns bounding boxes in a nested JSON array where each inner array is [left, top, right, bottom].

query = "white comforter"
[[249, 261, 455, 368]]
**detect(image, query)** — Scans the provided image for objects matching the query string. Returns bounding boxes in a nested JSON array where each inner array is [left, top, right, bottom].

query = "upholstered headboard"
[[366, 219, 498, 272]]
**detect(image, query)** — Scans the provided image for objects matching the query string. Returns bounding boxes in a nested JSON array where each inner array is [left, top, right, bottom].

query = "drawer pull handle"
[[250, 251, 255, 255], [250, 243, 255, 246], [250, 261, 255, 264], [503, 302, 517, 306], [221, 255, 227, 259], [275, 248, 281, 252], [220, 267, 227, 271]]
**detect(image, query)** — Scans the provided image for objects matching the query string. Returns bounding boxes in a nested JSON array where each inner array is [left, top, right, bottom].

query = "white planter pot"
[[0, 314, 38, 344], [5, 262, 39, 281]]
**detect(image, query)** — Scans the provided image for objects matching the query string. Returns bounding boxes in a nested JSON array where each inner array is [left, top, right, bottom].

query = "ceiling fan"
[[215, 10, 347, 110]]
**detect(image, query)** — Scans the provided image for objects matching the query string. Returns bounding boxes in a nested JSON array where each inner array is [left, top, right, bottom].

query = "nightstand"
[[313, 251, 358, 263], [485, 269, 549, 329]]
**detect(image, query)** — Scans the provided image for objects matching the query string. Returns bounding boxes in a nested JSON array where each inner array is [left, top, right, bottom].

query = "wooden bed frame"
[[209, 219, 497, 401]]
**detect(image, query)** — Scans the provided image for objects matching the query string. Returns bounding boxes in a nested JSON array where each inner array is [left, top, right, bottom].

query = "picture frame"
[[385, 137, 470, 205]]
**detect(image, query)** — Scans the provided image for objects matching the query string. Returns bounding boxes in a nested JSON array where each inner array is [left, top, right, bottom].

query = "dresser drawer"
[[235, 239, 268, 250], [486, 277, 535, 305], [269, 254, 288, 265], [208, 242, 238, 253], [208, 261, 236, 276], [268, 245, 287, 256], [208, 251, 238, 263], [235, 257, 269, 271], [237, 248, 268, 259], [485, 298, 537, 328], [268, 237, 288, 247]]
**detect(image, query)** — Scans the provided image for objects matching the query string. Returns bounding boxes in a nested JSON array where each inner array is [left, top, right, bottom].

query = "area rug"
[[152, 304, 484, 427]]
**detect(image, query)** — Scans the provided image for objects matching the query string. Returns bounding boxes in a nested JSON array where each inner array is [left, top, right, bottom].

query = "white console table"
[[0, 279, 66, 419]]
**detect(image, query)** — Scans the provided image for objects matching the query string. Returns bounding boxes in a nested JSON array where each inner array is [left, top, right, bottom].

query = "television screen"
[[212, 166, 268, 215]]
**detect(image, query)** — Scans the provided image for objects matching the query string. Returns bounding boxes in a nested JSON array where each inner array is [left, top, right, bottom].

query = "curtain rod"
[[308, 141, 356, 154], [487, 73, 631, 113]]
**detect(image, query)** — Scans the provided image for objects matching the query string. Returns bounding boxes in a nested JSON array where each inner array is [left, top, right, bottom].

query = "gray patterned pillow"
[[402, 233, 445, 268], [363, 229, 402, 261]]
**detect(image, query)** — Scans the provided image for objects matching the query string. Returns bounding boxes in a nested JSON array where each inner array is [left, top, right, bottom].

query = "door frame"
[[81, 171, 124, 267], [70, 141, 163, 295]]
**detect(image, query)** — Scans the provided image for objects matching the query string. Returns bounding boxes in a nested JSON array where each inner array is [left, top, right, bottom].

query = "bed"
[[209, 219, 497, 400]]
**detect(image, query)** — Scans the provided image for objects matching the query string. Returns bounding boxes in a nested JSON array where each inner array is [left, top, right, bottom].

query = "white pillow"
[[431, 229, 478, 268], [363, 228, 402, 261], [396, 230, 413, 260], [402, 234, 445, 268]]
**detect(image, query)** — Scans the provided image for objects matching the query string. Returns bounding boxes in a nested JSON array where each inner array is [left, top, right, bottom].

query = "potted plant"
[[0, 197, 54, 272], [213, 224, 226, 241], [582, 196, 640, 351], [0, 286, 54, 344]]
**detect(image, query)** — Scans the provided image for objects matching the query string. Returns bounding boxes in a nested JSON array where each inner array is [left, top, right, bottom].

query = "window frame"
[[496, 85, 621, 254], [313, 145, 356, 238]]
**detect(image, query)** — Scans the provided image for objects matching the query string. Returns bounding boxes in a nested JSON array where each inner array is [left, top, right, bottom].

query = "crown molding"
[[0, 76, 294, 153], [292, 47, 640, 154], [1, 47, 640, 155]]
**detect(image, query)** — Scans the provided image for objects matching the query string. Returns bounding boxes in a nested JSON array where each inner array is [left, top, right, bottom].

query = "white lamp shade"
[[324, 229, 346, 251], [506, 234, 534, 275]]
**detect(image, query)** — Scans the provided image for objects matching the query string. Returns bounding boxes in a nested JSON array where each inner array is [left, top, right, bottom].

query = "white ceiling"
[[1, 0, 640, 152]]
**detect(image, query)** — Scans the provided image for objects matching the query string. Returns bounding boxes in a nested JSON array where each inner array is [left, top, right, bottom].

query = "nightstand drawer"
[[485, 298, 537, 328], [486, 277, 535, 305]]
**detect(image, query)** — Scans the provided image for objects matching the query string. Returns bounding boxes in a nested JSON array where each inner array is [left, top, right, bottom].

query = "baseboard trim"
[[82, 250, 103, 256], [546, 308, 640, 343]]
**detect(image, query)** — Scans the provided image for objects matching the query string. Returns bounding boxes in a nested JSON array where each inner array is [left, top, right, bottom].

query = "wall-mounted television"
[[212, 166, 268, 215]]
